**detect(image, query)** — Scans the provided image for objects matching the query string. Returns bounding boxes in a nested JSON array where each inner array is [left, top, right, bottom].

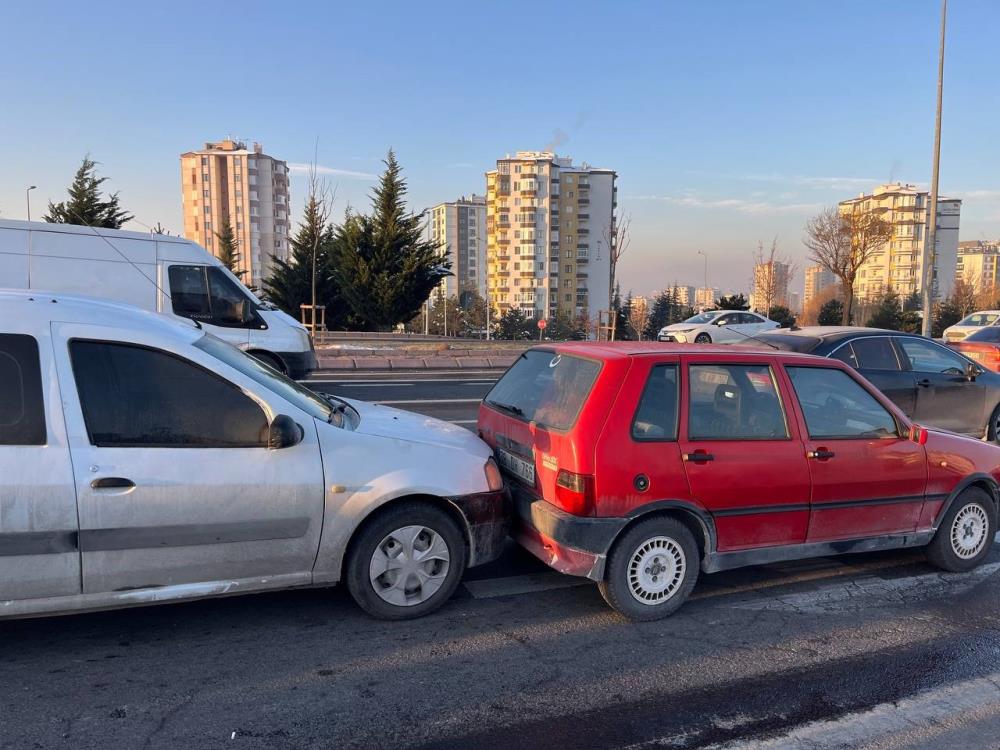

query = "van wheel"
[[694, 333, 712, 344], [987, 404, 1000, 442], [345, 502, 467, 620], [249, 351, 286, 373], [598, 517, 699, 621], [926, 488, 996, 572]]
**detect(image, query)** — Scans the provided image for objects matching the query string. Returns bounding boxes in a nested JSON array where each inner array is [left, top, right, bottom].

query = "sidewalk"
[[316, 343, 528, 371]]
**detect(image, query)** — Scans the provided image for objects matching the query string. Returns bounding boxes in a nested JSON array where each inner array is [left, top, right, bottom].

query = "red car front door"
[[782, 364, 927, 542], [679, 358, 812, 552]]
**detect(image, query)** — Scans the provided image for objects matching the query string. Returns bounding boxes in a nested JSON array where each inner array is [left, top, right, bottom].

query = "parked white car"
[[0, 291, 508, 620], [657, 310, 780, 344], [942, 310, 1000, 343]]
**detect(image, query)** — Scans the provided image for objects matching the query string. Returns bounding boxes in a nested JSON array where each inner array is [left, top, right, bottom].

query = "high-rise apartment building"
[[956, 240, 1000, 292], [180, 139, 290, 287], [671, 285, 697, 307], [486, 152, 616, 320], [750, 261, 791, 312], [694, 287, 720, 309], [427, 195, 487, 301], [803, 264, 837, 308], [840, 183, 961, 301]]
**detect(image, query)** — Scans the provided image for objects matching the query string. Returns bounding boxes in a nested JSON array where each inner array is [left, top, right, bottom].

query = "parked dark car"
[[750, 327, 1000, 440]]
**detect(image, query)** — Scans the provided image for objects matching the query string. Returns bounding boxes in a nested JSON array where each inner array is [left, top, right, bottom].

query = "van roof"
[[0, 219, 191, 244], [0, 289, 202, 342], [540, 341, 832, 362]]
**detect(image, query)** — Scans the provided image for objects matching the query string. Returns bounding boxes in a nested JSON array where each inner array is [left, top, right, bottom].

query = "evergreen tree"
[[818, 298, 844, 326], [495, 307, 533, 339], [330, 150, 450, 330], [44, 157, 132, 229], [263, 194, 352, 329], [768, 305, 796, 328], [865, 287, 903, 330], [902, 291, 922, 312], [716, 293, 750, 310], [214, 219, 242, 277], [644, 289, 671, 339]]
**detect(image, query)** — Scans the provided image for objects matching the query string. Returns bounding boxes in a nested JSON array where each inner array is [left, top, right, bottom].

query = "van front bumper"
[[448, 489, 511, 567], [512, 491, 626, 581], [279, 350, 319, 379]]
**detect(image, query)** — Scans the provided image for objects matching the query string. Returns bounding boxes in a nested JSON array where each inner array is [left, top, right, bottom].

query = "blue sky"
[[2, 0, 998, 296]]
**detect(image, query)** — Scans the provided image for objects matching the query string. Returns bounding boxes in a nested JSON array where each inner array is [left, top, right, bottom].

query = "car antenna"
[[724, 320, 781, 350]]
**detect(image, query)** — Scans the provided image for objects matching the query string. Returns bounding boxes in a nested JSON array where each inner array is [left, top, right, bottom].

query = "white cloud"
[[286, 163, 376, 180], [624, 194, 823, 215], [685, 170, 887, 192]]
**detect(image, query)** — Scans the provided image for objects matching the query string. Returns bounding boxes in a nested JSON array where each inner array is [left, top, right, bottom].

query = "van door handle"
[[683, 451, 715, 463], [91, 477, 135, 490]]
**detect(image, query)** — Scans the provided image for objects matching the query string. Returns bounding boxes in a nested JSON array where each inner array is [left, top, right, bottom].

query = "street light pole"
[[697, 249, 708, 309], [26, 186, 36, 221], [921, 0, 947, 338]]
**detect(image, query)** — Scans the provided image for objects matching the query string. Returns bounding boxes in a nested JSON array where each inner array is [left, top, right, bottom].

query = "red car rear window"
[[484, 350, 601, 431]]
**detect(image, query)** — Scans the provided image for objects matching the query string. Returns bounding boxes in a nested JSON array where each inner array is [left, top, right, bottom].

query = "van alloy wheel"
[[369, 525, 451, 606], [950, 503, 989, 560], [627, 536, 686, 604]]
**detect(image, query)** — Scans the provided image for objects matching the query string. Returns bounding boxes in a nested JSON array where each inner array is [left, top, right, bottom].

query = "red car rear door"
[[781, 363, 927, 542], [678, 355, 812, 552]]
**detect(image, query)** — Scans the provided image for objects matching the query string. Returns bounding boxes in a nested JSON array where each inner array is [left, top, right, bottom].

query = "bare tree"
[[751, 237, 798, 315], [602, 214, 631, 340], [628, 297, 650, 341], [803, 207, 893, 325]]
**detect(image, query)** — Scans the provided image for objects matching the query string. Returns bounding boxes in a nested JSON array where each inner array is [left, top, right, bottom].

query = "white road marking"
[[328, 382, 415, 388], [303, 375, 498, 384], [672, 671, 1000, 750], [464, 572, 590, 599]]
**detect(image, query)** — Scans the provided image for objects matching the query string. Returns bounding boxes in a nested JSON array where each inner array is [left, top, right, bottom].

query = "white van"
[[0, 220, 317, 377], [0, 291, 508, 620]]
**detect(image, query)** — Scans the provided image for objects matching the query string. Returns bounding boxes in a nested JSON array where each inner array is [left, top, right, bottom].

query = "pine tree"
[[818, 298, 845, 326], [865, 287, 903, 330], [330, 150, 450, 330], [44, 157, 132, 229], [214, 219, 242, 277], [716, 293, 750, 310]]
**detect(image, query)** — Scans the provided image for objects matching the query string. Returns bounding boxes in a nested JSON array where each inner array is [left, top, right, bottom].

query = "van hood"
[[340, 397, 491, 458]]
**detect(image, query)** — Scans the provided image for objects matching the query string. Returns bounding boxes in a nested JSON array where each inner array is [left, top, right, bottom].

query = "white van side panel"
[[0, 227, 29, 287]]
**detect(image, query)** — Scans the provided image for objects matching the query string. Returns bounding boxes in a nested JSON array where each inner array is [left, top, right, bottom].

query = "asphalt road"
[[4, 370, 1000, 749]]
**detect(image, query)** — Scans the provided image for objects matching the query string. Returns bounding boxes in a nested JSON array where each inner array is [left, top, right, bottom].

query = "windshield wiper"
[[488, 400, 524, 417]]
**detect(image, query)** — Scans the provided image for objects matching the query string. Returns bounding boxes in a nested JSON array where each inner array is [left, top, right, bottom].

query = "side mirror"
[[966, 362, 979, 381], [909, 424, 929, 445], [268, 414, 303, 449], [715, 318, 727, 326]]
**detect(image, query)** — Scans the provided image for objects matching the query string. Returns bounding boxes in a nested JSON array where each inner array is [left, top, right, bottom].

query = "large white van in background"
[[0, 220, 317, 377]]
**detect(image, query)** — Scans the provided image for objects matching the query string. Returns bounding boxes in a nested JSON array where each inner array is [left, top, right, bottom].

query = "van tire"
[[598, 517, 699, 621], [249, 351, 286, 373], [926, 487, 996, 573], [345, 502, 467, 620]]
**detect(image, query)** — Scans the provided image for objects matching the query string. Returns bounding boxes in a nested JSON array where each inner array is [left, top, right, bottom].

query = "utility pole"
[[26, 185, 36, 221], [697, 249, 708, 310], [921, 0, 947, 337]]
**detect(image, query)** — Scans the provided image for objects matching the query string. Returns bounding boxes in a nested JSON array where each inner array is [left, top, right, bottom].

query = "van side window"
[[632, 365, 678, 441], [688, 364, 789, 440], [167, 266, 258, 328], [0, 334, 46, 446], [69, 341, 268, 448], [168, 265, 211, 318]]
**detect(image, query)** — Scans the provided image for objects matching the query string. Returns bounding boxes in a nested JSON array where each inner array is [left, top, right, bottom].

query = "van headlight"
[[484, 458, 504, 491]]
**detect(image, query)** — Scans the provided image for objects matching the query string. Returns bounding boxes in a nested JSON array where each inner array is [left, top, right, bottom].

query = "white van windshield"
[[194, 334, 333, 421]]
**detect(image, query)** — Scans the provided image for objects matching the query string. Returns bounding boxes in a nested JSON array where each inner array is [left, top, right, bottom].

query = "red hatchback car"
[[478, 343, 1000, 620]]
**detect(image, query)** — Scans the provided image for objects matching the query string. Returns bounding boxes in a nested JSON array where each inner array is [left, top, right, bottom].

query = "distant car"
[[479, 343, 999, 620], [658, 310, 779, 344], [948, 326, 1000, 373], [753, 327, 1000, 440], [942, 310, 1000, 343]]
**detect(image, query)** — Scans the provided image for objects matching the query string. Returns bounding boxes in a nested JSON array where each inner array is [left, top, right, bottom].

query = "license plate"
[[968, 351, 985, 361], [496, 448, 535, 486]]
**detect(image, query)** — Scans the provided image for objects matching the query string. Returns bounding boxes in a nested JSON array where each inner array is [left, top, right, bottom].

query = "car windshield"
[[683, 311, 722, 325], [957, 312, 999, 327], [194, 334, 333, 422], [485, 350, 601, 431]]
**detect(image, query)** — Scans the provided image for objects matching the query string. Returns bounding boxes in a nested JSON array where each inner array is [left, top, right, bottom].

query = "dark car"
[[750, 327, 1000, 441]]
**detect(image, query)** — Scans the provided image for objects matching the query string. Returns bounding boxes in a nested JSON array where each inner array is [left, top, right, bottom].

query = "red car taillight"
[[555, 469, 596, 516]]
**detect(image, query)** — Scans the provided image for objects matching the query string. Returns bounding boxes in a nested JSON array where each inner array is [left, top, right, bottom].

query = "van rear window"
[[485, 350, 600, 431]]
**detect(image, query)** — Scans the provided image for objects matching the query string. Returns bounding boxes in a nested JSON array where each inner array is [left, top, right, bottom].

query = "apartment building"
[[839, 183, 961, 301], [426, 195, 487, 301], [956, 240, 1000, 292], [485, 152, 616, 320], [672, 284, 697, 307], [803, 264, 837, 308], [694, 287, 721, 309], [750, 260, 791, 312], [180, 139, 290, 287]]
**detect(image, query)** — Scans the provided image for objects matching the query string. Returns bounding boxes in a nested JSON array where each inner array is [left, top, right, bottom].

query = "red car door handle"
[[807, 449, 835, 460], [683, 452, 715, 463]]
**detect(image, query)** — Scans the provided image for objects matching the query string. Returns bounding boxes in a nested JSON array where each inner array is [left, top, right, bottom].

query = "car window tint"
[[0, 334, 46, 446], [70, 341, 268, 448], [959, 313, 999, 326], [787, 366, 899, 439], [168, 265, 211, 318], [687, 364, 788, 440], [743, 313, 762, 324], [208, 267, 254, 327], [632, 365, 678, 440], [850, 337, 900, 370], [896, 338, 969, 375], [830, 343, 859, 369], [965, 327, 1000, 343]]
